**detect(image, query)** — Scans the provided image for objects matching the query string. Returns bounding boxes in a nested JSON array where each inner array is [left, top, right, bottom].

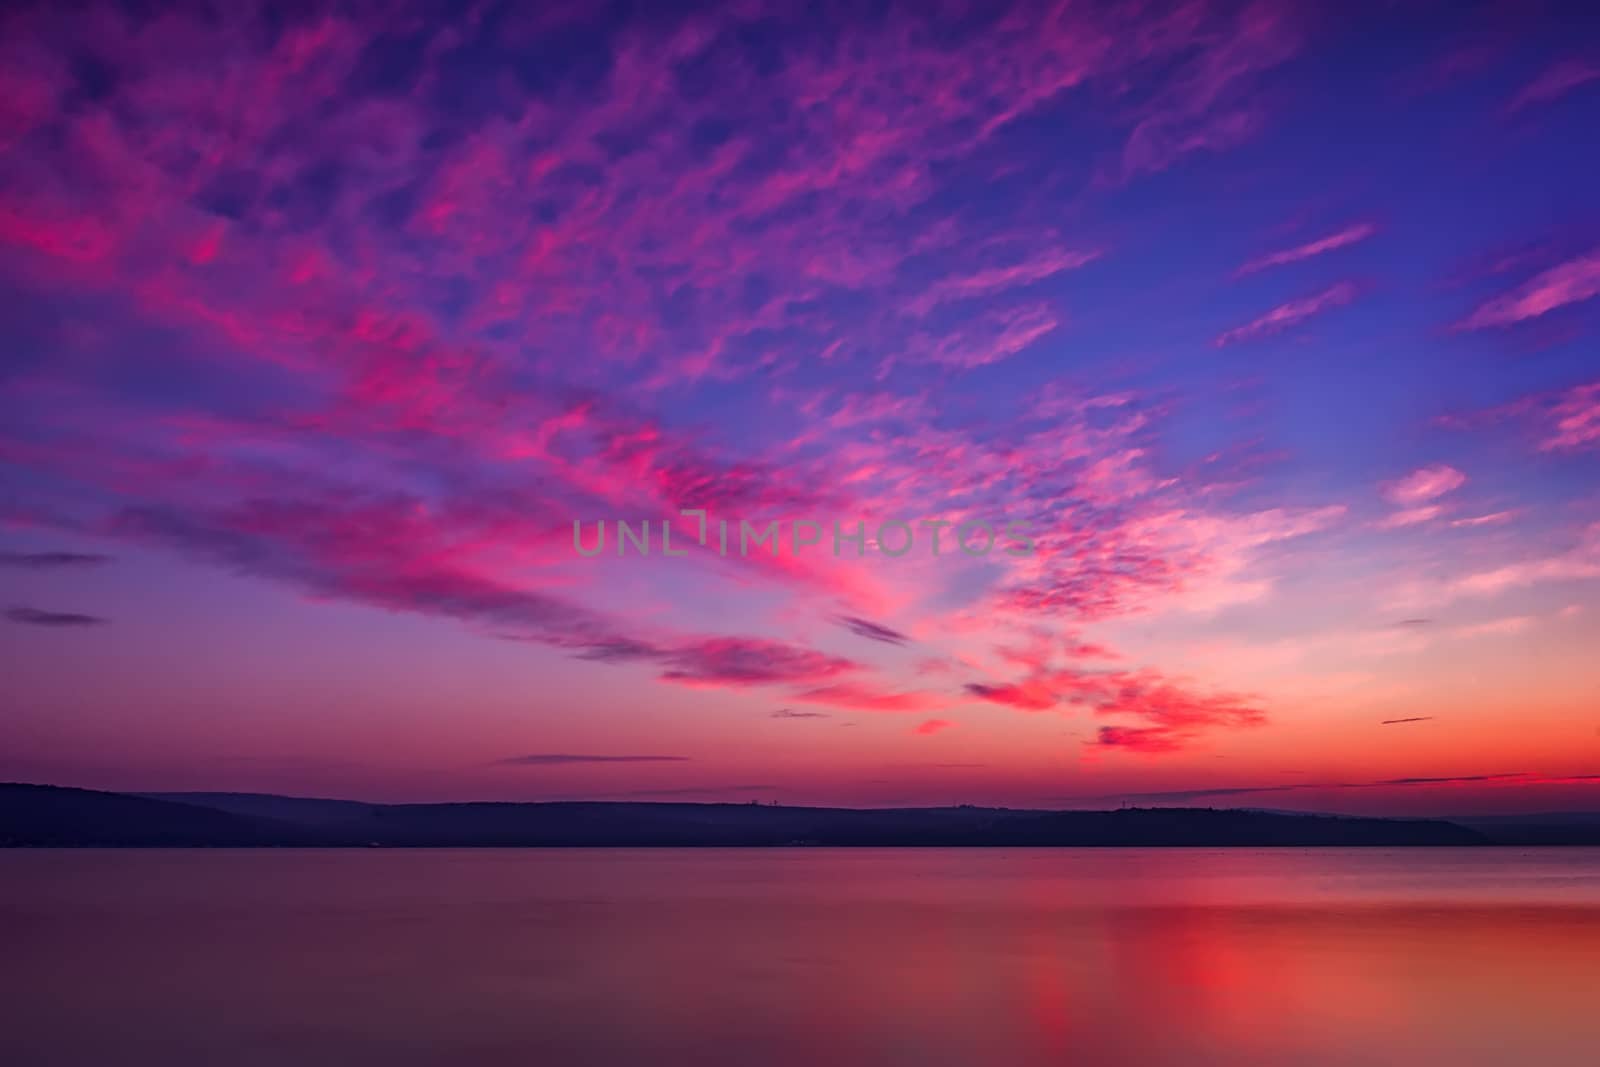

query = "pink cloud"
[[913, 718, 954, 736], [0, 0, 1326, 419], [1061, 634, 1120, 661], [1376, 506, 1443, 530], [964, 680, 1059, 711], [1454, 557, 1600, 599], [1452, 511, 1516, 528], [1095, 725, 1186, 753], [1452, 616, 1534, 639], [1113, 4, 1302, 181], [1214, 282, 1357, 346], [791, 683, 944, 713], [1505, 60, 1600, 113], [1087, 671, 1265, 751], [1373, 466, 1460, 530], [964, 659, 1266, 754], [1543, 382, 1600, 451], [909, 248, 1100, 315], [1459, 250, 1600, 329], [0, 0, 1435, 777], [1238, 222, 1376, 275], [912, 303, 1061, 369], [1383, 464, 1466, 506], [1439, 379, 1600, 454], [998, 501, 1345, 621], [1450, 524, 1600, 599], [656, 639, 858, 689]]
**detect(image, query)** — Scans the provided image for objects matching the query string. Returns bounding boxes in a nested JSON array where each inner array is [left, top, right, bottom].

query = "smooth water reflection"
[[3, 847, 1598, 1065]]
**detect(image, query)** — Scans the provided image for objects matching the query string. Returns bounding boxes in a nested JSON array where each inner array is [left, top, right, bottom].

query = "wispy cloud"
[[916, 304, 1060, 368], [966, 663, 1265, 754], [1459, 249, 1600, 329], [965, 681, 1056, 711], [1452, 511, 1516, 528], [656, 639, 857, 689], [1543, 382, 1600, 451], [1113, 4, 1302, 180], [0, 0, 1591, 809], [572, 631, 866, 692], [1376, 506, 1442, 530], [1384, 465, 1465, 506], [1214, 282, 1356, 346], [1439, 379, 1600, 453], [1452, 615, 1534, 639], [1238, 223, 1376, 275], [835, 615, 910, 645], [1451, 526, 1600, 599], [792, 683, 943, 712], [1375, 465, 1464, 529], [910, 249, 1099, 315], [913, 718, 954, 736], [1381, 716, 1434, 725], [1505, 60, 1600, 113], [6, 606, 107, 627], [498, 754, 692, 766], [0, 551, 112, 568], [771, 708, 830, 720], [1099, 772, 1600, 804], [620, 784, 778, 797], [1096, 725, 1186, 753]]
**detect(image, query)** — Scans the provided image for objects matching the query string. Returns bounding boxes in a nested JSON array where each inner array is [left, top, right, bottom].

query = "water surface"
[[3, 848, 1598, 1065]]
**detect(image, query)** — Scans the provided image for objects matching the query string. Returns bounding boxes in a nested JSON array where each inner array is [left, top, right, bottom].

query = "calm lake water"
[[2, 847, 1598, 1065]]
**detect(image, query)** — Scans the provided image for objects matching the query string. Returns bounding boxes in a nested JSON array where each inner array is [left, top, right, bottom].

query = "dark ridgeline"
[[0, 783, 299, 847], [13, 781, 1586, 846]]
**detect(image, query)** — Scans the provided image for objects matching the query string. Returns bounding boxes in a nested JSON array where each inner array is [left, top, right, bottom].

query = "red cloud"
[[791, 683, 944, 713], [1095, 725, 1185, 753], [964, 681, 1059, 711], [965, 661, 1265, 754]]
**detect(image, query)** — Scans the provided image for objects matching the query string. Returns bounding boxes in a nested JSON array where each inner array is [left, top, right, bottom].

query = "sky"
[[1, 0, 1598, 815]]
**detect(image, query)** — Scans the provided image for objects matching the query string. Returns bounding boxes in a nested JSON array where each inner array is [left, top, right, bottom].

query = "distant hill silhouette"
[[138, 791, 379, 826], [1449, 812, 1600, 845], [2, 782, 1544, 847], [0, 783, 305, 846]]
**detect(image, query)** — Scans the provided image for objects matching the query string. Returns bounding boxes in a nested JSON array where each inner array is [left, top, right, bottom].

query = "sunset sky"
[[2, 0, 1597, 815]]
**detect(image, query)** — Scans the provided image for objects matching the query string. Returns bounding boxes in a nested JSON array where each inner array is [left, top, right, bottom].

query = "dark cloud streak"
[[0, 552, 112, 568], [498, 754, 692, 766], [836, 615, 910, 645], [1096, 772, 1588, 804], [7, 605, 108, 627]]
